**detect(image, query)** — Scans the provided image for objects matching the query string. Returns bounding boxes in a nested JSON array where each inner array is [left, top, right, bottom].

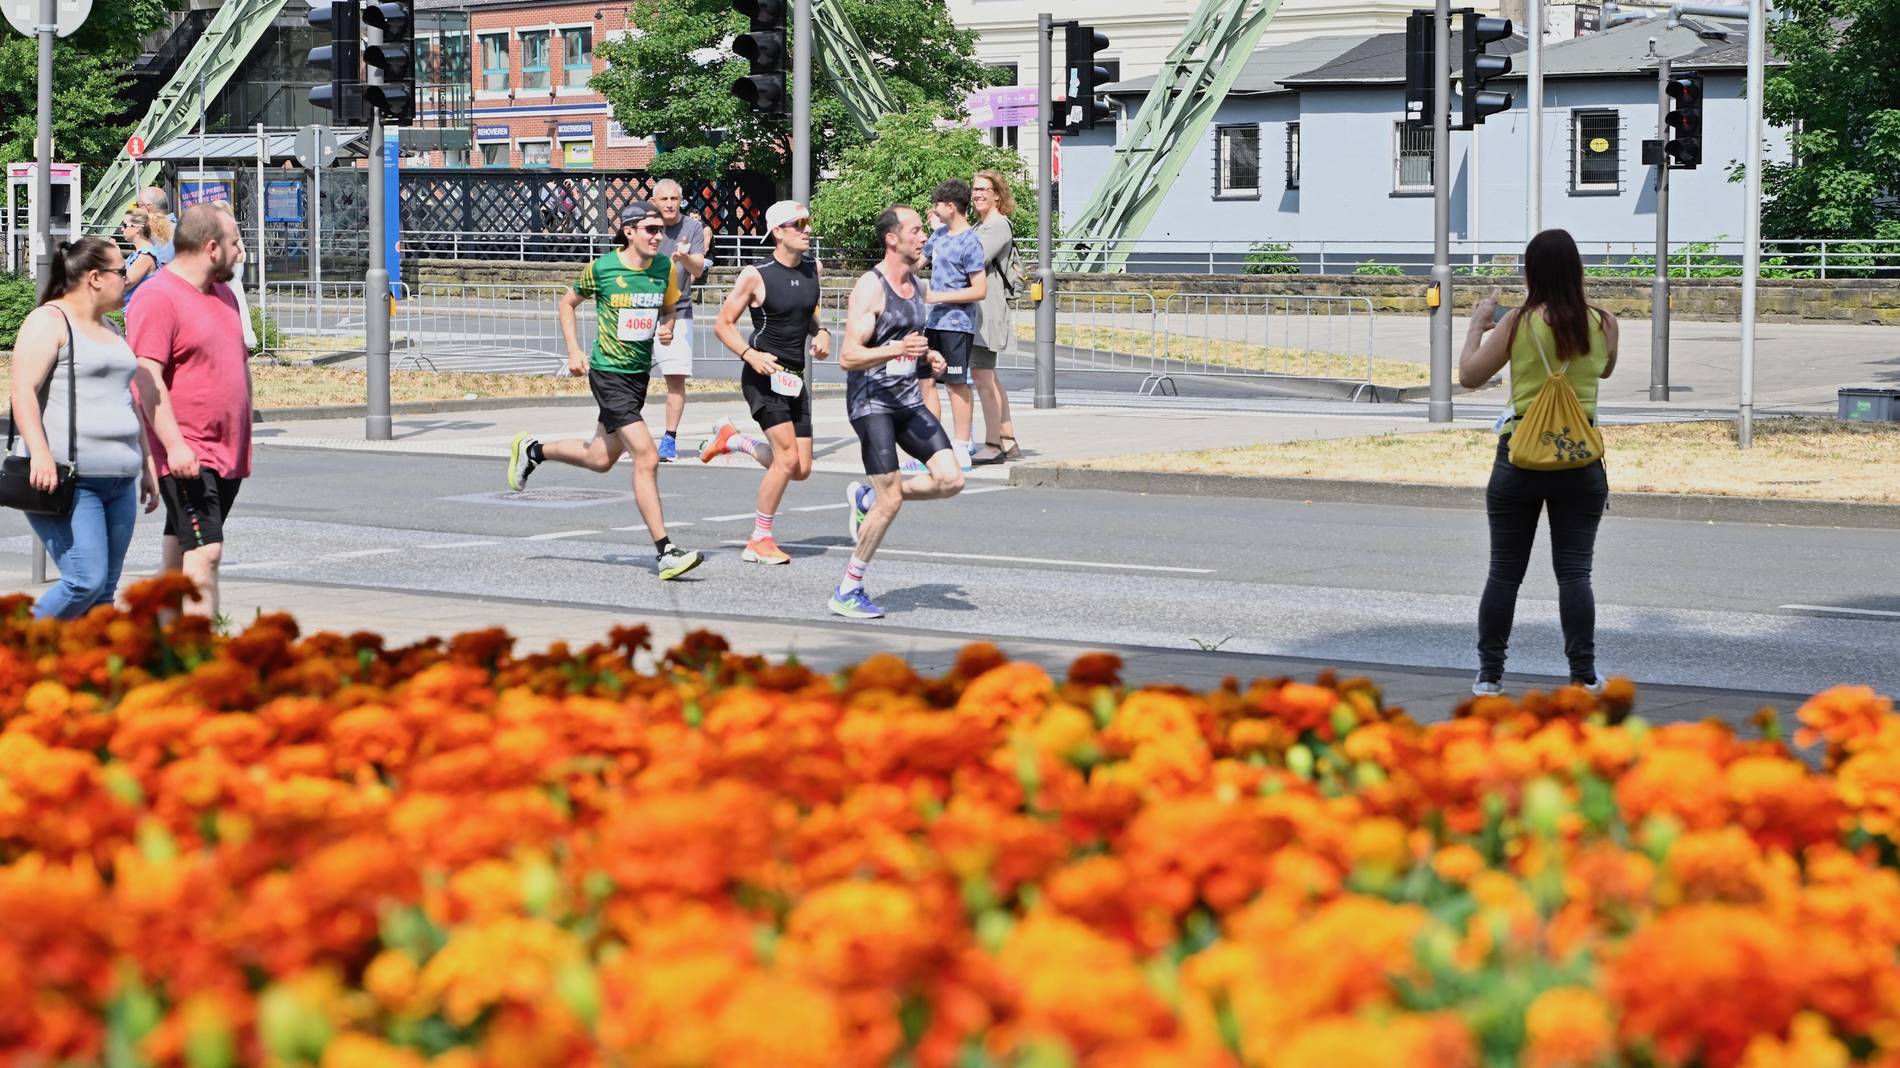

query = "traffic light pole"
[[1650, 52, 1671, 402], [1428, 0, 1452, 424], [792, 0, 811, 203], [1034, 12, 1056, 411], [365, 18, 392, 442]]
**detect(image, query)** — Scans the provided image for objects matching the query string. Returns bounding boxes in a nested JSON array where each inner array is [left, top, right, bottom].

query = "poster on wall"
[[564, 141, 594, 166], [263, 180, 304, 224], [178, 172, 234, 207]]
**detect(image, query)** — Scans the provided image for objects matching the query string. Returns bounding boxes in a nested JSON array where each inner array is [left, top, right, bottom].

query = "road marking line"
[[1780, 604, 1900, 619], [699, 512, 758, 523], [613, 524, 648, 531], [721, 541, 1215, 574], [526, 529, 600, 541], [222, 560, 291, 570], [793, 502, 847, 512], [320, 548, 403, 560], [423, 540, 497, 549]]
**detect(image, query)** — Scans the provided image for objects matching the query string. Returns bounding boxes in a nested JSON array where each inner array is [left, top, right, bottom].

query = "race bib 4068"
[[616, 309, 657, 342]]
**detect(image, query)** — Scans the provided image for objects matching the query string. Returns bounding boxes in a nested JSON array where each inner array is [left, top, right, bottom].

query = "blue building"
[[1059, 17, 1792, 271]]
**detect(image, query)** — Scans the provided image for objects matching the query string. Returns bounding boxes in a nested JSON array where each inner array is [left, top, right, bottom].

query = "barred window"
[[1572, 110, 1621, 192], [1395, 122, 1433, 193], [1285, 122, 1301, 190], [1215, 124, 1260, 197]]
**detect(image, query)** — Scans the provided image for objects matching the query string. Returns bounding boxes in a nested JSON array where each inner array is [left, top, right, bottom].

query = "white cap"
[[764, 200, 809, 233]]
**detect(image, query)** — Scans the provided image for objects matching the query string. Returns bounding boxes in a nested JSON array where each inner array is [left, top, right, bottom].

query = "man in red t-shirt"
[[128, 204, 254, 617]]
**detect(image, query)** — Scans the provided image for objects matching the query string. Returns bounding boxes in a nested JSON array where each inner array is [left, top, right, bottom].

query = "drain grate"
[[441, 488, 633, 509]]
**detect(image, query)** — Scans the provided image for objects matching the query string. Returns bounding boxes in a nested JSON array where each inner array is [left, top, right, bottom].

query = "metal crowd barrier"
[[1157, 293, 1378, 396]]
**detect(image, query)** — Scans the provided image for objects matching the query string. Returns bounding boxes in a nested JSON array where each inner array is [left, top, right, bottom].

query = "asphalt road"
[[3, 446, 1892, 697]]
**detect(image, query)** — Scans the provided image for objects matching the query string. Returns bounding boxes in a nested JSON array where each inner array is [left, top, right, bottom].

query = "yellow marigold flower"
[[1432, 844, 1486, 885], [364, 951, 421, 1014], [320, 1033, 429, 1068], [1350, 818, 1410, 875], [1275, 1012, 1476, 1068], [417, 917, 583, 1026], [1524, 987, 1616, 1068], [1737, 1013, 1851, 1068]]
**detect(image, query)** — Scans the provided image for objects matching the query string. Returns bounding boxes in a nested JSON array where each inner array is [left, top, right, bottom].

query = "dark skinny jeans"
[[1477, 437, 1609, 682]]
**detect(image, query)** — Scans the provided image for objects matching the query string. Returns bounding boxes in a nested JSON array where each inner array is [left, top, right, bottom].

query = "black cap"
[[618, 201, 659, 226]]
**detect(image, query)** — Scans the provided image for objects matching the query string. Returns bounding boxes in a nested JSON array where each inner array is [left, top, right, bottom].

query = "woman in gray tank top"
[[9, 237, 159, 619]]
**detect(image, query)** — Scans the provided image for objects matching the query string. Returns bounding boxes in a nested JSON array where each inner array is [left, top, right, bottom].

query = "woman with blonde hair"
[[968, 169, 1023, 464], [120, 210, 173, 305]]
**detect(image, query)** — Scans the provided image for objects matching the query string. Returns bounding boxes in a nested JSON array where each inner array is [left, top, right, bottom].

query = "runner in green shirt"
[[504, 201, 703, 580]]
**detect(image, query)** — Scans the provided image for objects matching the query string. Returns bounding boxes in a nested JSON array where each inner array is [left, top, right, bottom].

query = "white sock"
[[840, 556, 869, 593], [751, 511, 774, 541]]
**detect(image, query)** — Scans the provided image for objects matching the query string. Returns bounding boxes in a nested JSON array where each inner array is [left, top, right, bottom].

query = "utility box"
[[1838, 387, 1900, 423]]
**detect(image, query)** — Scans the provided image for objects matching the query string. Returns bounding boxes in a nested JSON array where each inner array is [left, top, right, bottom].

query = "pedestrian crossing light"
[[1665, 71, 1703, 168], [307, 0, 364, 123], [1061, 23, 1113, 134], [1403, 10, 1434, 129], [363, 2, 417, 123], [732, 0, 786, 114], [1460, 11, 1513, 129]]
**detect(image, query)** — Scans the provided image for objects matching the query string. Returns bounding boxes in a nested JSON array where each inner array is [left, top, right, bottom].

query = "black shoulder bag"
[[1, 310, 79, 516]]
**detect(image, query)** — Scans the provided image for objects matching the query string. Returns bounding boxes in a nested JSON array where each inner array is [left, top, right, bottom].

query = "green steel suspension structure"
[[81, 0, 292, 231], [810, 0, 900, 137], [1055, 0, 1283, 272]]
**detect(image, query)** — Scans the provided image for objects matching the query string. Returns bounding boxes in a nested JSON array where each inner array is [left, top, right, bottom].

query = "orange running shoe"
[[741, 536, 792, 564], [699, 417, 738, 463]]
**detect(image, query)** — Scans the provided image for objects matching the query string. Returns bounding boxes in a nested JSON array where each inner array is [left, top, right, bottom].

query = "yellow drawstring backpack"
[[1507, 325, 1605, 471]]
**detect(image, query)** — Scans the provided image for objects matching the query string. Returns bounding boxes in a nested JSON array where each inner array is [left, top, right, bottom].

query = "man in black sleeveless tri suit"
[[705, 200, 832, 564], [828, 204, 965, 619]]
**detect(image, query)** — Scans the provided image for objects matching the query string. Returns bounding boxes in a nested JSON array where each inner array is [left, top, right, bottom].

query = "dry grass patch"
[[1013, 323, 1429, 385], [1084, 417, 1900, 502]]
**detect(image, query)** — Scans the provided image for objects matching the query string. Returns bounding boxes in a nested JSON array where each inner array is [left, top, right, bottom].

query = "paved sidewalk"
[[0, 572, 1807, 728]]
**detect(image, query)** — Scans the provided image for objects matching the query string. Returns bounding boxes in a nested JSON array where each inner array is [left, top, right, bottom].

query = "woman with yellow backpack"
[[1458, 229, 1620, 698]]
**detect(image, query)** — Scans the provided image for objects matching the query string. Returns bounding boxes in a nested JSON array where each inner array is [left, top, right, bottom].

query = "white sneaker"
[[953, 440, 973, 472], [1572, 675, 1607, 696], [1472, 676, 1505, 697]]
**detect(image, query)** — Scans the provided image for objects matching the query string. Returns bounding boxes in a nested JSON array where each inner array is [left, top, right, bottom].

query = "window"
[[480, 142, 508, 167], [562, 27, 593, 83], [1394, 122, 1433, 193], [1215, 124, 1260, 198], [1571, 110, 1621, 192], [989, 125, 1019, 151], [520, 30, 550, 90], [479, 33, 508, 92], [1285, 122, 1301, 190], [439, 33, 471, 85], [520, 139, 552, 167], [988, 62, 1019, 85]]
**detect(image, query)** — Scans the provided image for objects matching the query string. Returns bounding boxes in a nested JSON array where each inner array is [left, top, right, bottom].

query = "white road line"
[[699, 512, 759, 523], [722, 540, 1215, 574], [222, 560, 291, 570], [526, 529, 600, 541], [320, 548, 403, 560], [1780, 604, 1900, 619], [612, 524, 648, 532], [422, 540, 498, 549], [793, 502, 848, 512], [791, 487, 1009, 514]]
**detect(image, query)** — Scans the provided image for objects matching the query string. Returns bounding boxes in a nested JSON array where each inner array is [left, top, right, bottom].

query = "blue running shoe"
[[828, 586, 884, 619], [657, 434, 678, 462], [845, 480, 870, 543]]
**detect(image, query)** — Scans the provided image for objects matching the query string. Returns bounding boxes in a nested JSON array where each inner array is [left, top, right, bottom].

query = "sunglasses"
[[632, 223, 665, 235], [778, 218, 812, 231], [98, 265, 128, 279]]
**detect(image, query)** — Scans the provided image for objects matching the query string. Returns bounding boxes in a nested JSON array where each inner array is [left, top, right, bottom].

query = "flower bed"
[[2, 577, 1897, 1067]]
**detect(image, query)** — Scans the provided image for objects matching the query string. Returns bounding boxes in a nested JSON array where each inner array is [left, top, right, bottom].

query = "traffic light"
[[1061, 23, 1113, 133], [1459, 11, 1513, 129], [363, 2, 416, 123], [1665, 71, 1703, 168], [307, 0, 364, 123], [731, 0, 785, 114], [1403, 10, 1433, 129]]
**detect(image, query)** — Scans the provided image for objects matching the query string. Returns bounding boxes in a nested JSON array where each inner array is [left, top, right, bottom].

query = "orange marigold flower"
[[1524, 987, 1617, 1068], [1737, 1013, 1851, 1068], [1796, 685, 1895, 754], [781, 880, 941, 990], [1431, 844, 1487, 885], [1608, 904, 1806, 1068], [416, 916, 584, 1026], [1274, 1012, 1476, 1068], [996, 913, 1176, 1055]]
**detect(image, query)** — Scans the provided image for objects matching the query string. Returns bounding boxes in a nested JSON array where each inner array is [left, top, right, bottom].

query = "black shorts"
[[921, 329, 975, 386], [589, 368, 649, 434], [740, 365, 812, 437], [160, 469, 243, 551], [850, 406, 953, 476]]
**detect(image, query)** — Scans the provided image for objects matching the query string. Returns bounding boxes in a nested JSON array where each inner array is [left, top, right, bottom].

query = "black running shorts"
[[850, 405, 953, 476], [921, 329, 974, 386], [740, 365, 812, 437], [589, 368, 649, 435], [161, 468, 243, 550]]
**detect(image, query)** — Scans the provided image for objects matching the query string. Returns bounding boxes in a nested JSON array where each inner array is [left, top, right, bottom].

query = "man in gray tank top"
[[830, 205, 964, 620]]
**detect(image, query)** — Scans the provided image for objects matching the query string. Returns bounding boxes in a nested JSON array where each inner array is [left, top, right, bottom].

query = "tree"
[[1758, 0, 1900, 242], [592, 0, 1000, 185], [810, 109, 1037, 265], [0, 1, 178, 173]]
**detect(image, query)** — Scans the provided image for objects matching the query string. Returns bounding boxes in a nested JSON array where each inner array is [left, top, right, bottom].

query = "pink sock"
[[752, 511, 774, 541], [730, 435, 763, 458]]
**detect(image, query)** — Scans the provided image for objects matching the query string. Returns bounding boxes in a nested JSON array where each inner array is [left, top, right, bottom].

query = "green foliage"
[[1353, 262, 1406, 276], [1759, 0, 1900, 241], [594, 0, 1000, 186], [250, 305, 280, 356], [0, 1, 179, 175], [809, 110, 1036, 264], [0, 272, 36, 350], [1242, 241, 1299, 276]]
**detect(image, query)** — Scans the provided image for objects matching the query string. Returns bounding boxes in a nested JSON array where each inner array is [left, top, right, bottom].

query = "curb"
[[1008, 465, 1900, 529], [250, 385, 848, 424]]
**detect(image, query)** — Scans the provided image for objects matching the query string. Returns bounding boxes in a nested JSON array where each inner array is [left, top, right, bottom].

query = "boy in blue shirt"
[[917, 178, 988, 470]]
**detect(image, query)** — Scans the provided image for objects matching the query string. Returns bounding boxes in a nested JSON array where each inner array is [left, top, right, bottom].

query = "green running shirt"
[[570, 250, 682, 374]]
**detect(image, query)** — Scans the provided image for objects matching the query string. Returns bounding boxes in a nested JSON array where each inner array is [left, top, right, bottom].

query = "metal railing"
[[1157, 293, 1379, 394]]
